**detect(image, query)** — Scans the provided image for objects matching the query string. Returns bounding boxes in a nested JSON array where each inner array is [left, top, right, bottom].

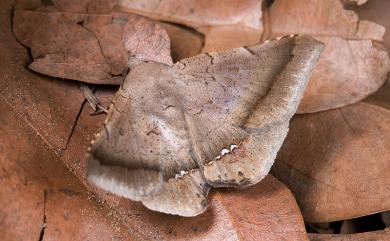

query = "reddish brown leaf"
[[161, 22, 204, 61], [200, 26, 261, 53], [51, 0, 115, 13], [0, 96, 135, 240], [272, 100, 390, 222], [13, 8, 173, 84], [352, 0, 390, 49], [117, 0, 264, 52], [308, 228, 390, 241], [268, 0, 390, 113], [117, 0, 263, 30], [106, 176, 308, 240], [1, 7, 85, 152], [365, 79, 390, 110]]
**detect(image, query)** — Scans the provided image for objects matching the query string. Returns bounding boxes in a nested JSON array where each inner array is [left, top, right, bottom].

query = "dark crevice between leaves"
[[339, 109, 357, 133], [41, 0, 54, 6], [38, 190, 47, 241], [260, 0, 274, 42], [160, 20, 205, 41], [64, 99, 87, 152], [159, 20, 206, 56], [60, 187, 81, 196], [9, 6, 35, 65], [306, 213, 386, 234], [343, 0, 364, 9]]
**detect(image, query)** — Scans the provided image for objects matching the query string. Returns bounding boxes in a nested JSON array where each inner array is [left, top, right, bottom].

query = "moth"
[[86, 35, 324, 216]]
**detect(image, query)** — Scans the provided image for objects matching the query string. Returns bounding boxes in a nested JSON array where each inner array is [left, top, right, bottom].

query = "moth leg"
[[79, 83, 108, 114]]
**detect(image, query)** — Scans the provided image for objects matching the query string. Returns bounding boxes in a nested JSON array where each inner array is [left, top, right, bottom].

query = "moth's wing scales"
[[87, 158, 162, 201], [86, 88, 163, 200], [141, 169, 210, 217], [86, 35, 323, 216], [86, 64, 199, 201], [175, 35, 324, 187]]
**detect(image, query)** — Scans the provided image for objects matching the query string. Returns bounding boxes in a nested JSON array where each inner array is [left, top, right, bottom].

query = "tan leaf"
[[268, 0, 390, 113], [272, 92, 390, 222]]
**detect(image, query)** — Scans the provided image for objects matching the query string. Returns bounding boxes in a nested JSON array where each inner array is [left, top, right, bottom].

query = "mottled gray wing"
[[175, 35, 324, 187]]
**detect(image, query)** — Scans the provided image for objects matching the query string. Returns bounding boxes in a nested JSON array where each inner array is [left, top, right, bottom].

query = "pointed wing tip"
[[142, 197, 209, 217], [295, 34, 325, 51], [261, 34, 325, 53]]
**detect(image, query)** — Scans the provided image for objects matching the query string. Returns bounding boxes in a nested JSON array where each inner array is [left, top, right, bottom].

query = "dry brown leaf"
[[268, 0, 390, 113], [0, 96, 136, 241], [13, 8, 172, 84], [117, 0, 263, 30], [51, 0, 115, 13], [308, 228, 390, 241], [200, 26, 262, 53], [101, 175, 309, 240], [161, 23, 204, 61], [1, 9, 85, 153], [117, 0, 264, 52], [272, 97, 390, 222], [352, 0, 390, 49], [365, 78, 390, 109]]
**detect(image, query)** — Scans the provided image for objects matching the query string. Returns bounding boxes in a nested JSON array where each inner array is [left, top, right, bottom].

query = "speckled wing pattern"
[[87, 35, 324, 216]]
